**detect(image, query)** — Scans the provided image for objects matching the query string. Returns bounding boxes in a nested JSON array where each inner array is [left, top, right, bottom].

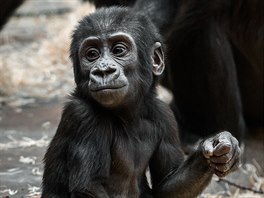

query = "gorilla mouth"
[[90, 84, 127, 92]]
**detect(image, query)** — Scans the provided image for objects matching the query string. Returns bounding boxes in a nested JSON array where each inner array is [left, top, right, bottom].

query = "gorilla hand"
[[202, 131, 241, 177]]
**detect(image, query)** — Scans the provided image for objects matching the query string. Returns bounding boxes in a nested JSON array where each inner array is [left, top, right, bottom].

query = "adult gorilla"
[[93, 0, 263, 148], [2, 0, 261, 148]]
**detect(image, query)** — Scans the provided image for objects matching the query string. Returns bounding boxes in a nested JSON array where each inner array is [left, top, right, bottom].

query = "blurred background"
[[0, 1, 94, 197], [0, 0, 263, 197]]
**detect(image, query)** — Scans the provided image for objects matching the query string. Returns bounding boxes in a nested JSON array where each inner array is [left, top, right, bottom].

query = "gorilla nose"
[[92, 67, 116, 77], [90, 65, 120, 83]]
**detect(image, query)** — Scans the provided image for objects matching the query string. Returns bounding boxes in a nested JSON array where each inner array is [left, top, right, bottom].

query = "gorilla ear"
[[151, 42, 165, 76]]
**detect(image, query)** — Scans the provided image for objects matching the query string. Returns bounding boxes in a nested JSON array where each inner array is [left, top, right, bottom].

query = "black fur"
[[42, 7, 241, 198]]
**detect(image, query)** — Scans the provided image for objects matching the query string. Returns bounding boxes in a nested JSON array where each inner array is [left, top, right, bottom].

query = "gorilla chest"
[[111, 136, 154, 173], [105, 125, 156, 195], [111, 120, 157, 172]]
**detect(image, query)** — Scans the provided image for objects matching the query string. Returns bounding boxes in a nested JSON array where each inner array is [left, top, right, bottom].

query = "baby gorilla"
[[42, 7, 241, 198]]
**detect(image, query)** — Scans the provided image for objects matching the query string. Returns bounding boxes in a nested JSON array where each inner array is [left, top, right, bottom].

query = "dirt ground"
[[0, 1, 263, 197]]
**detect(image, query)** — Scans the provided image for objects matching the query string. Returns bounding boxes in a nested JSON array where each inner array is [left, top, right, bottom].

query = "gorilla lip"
[[90, 84, 127, 92]]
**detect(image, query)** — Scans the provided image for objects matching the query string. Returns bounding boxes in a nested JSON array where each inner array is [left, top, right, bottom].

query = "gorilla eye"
[[86, 48, 100, 61], [112, 44, 128, 57]]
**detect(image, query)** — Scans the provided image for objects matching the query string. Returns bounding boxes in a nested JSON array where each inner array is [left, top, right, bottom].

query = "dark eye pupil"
[[89, 51, 97, 57], [113, 45, 127, 56], [114, 47, 123, 54], [87, 50, 99, 60]]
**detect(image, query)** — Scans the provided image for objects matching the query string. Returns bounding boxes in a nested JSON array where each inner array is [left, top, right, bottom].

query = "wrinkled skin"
[[78, 32, 137, 108], [202, 131, 240, 178]]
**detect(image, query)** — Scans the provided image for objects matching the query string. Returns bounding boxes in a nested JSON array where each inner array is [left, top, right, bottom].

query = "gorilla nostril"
[[92, 70, 104, 78], [106, 68, 116, 75]]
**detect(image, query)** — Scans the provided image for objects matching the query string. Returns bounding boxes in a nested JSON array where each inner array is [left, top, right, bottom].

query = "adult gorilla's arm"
[[91, 0, 180, 33], [133, 0, 179, 33], [0, 0, 24, 30], [88, 0, 135, 8]]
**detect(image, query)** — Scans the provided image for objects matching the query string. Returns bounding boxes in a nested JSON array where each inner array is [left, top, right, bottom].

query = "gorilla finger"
[[218, 131, 240, 147], [213, 159, 240, 178], [202, 138, 214, 158], [213, 142, 232, 156], [210, 153, 232, 164], [217, 131, 232, 140], [209, 162, 231, 173], [229, 158, 241, 172], [210, 148, 239, 173], [213, 169, 230, 178]]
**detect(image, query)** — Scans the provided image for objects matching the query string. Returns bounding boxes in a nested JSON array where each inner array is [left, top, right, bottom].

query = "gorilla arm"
[[150, 131, 240, 198]]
